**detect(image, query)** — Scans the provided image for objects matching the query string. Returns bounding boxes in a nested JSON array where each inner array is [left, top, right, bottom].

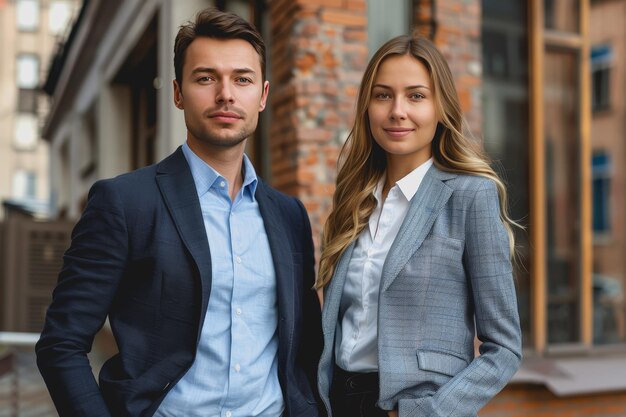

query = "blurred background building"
[[1, 0, 626, 416], [0, 0, 80, 218]]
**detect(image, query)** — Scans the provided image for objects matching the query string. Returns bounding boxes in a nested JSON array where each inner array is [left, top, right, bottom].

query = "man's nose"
[[216, 82, 235, 104]]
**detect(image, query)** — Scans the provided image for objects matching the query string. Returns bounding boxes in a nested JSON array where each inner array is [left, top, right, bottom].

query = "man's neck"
[[187, 139, 246, 201]]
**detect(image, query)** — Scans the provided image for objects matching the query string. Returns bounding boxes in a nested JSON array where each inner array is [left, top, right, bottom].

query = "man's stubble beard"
[[187, 121, 254, 149]]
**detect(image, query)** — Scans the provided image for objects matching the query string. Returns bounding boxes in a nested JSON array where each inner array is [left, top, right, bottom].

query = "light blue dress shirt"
[[155, 143, 283, 417]]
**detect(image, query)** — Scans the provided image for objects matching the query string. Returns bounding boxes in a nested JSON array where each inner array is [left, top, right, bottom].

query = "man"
[[36, 7, 322, 417]]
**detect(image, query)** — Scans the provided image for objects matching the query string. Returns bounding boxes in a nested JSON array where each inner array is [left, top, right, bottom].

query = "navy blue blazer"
[[36, 147, 323, 417]]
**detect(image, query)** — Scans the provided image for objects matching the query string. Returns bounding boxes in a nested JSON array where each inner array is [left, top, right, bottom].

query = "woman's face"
[[367, 54, 439, 169]]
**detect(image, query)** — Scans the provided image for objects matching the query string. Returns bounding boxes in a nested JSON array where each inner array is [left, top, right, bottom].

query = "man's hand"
[[388, 411, 398, 417]]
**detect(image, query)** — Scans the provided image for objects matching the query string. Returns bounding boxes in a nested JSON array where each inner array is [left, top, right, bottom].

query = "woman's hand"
[[388, 411, 398, 417]]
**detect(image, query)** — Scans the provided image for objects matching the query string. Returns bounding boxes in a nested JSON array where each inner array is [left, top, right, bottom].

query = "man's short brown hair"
[[174, 7, 266, 91]]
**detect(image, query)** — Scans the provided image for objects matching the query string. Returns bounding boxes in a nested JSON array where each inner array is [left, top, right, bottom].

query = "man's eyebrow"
[[190, 67, 216, 75], [233, 68, 256, 75], [190, 67, 257, 76]]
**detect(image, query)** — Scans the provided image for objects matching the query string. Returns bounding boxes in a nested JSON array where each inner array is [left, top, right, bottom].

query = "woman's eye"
[[374, 92, 391, 99], [410, 93, 425, 100]]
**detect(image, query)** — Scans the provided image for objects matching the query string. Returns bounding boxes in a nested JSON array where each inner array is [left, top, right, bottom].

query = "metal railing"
[[0, 332, 53, 417]]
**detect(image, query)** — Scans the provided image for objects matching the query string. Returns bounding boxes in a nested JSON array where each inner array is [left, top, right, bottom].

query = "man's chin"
[[191, 133, 249, 149]]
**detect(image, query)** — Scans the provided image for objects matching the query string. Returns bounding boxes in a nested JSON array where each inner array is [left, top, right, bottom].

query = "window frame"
[[529, 0, 592, 352]]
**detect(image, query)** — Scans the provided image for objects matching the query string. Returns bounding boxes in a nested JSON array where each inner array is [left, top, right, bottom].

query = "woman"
[[316, 35, 522, 417]]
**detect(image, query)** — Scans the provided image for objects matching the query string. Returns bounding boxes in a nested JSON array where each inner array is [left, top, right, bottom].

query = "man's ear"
[[173, 80, 184, 109], [259, 80, 269, 112]]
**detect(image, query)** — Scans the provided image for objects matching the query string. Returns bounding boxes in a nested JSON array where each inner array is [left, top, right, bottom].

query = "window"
[[14, 113, 39, 151], [16, 0, 40, 32], [592, 155, 624, 346], [482, 0, 531, 347], [13, 170, 37, 199], [545, 49, 581, 345], [591, 45, 612, 112], [49, 1, 74, 36], [592, 153, 611, 235], [17, 54, 40, 89], [368, 0, 411, 57], [484, 0, 590, 351], [544, 0, 579, 32]]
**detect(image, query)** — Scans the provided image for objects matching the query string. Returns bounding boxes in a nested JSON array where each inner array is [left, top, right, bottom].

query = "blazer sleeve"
[[36, 180, 128, 417], [295, 199, 324, 410], [400, 179, 522, 417]]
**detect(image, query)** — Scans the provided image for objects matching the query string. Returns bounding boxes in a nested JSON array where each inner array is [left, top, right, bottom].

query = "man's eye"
[[236, 77, 252, 84], [198, 76, 213, 82]]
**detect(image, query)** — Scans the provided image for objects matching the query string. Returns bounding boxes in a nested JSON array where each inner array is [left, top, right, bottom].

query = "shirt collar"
[[395, 158, 434, 201], [374, 158, 434, 203], [181, 142, 258, 200], [241, 152, 259, 199]]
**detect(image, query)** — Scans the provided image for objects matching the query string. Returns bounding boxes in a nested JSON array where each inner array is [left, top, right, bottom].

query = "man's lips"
[[383, 127, 415, 137], [208, 111, 243, 122]]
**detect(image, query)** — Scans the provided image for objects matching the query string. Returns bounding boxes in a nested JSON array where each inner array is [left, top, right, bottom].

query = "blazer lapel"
[[255, 182, 295, 357], [321, 242, 355, 336], [380, 165, 456, 292], [155, 147, 213, 323]]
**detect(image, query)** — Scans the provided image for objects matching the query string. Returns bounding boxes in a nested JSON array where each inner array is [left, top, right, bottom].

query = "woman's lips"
[[383, 128, 414, 137]]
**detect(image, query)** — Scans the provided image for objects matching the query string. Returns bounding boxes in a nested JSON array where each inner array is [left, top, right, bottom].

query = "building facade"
[[41, 0, 626, 414], [0, 0, 79, 218]]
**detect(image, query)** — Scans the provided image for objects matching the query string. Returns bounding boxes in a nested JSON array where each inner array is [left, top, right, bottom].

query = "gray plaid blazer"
[[318, 165, 522, 417]]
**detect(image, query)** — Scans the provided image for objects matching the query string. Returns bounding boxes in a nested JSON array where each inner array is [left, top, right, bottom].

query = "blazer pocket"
[[416, 349, 469, 377]]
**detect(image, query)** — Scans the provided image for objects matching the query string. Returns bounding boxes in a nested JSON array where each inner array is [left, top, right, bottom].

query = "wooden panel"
[[530, 0, 547, 353], [579, 0, 592, 348]]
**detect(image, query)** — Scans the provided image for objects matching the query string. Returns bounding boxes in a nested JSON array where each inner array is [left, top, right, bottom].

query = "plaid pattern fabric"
[[318, 165, 522, 417]]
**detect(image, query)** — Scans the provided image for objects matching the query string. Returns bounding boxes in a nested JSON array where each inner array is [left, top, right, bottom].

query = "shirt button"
[[220, 181, 226, 188], [236, 308, 242, 316], [226, 411, 232, 417], [236, 256, 242, 264], [235, 363, 241, 372]]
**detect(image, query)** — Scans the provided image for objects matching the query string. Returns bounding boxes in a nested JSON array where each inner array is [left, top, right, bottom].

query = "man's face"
[[173, 37, 269, 149]]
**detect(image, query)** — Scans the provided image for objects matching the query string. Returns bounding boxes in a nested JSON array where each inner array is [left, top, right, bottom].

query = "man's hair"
[[174, 7, 266, 91]]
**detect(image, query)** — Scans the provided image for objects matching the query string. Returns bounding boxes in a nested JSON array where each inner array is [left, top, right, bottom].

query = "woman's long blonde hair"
[[315, 35, 519, 290]]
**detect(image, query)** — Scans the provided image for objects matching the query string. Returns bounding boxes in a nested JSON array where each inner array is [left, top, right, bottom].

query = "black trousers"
[[330, 366, 388, 417]]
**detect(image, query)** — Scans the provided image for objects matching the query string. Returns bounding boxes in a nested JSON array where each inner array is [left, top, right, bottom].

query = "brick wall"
[[481, 384, 626, 417], [269, 0, 367, 249], [413, 0, 482, 134]]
